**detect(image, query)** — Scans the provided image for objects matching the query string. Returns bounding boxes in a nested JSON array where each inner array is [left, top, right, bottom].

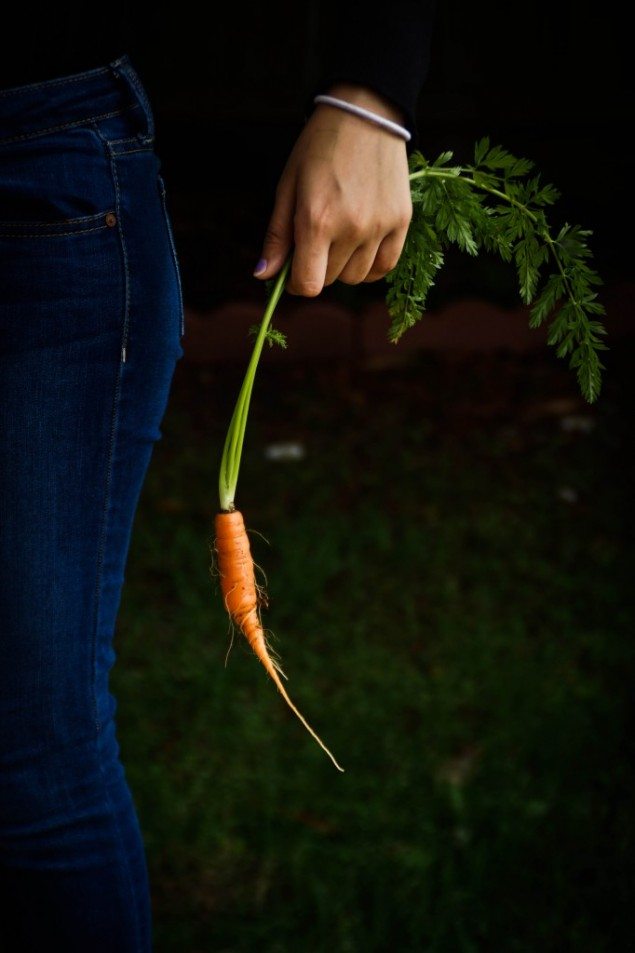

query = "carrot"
[[213, 255, 344, 772], [213, 508, 345, 773]]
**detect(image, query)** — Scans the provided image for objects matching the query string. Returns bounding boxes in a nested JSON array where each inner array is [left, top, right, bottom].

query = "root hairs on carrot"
[[213, 508, 345, 773], [224, 622, 236, 669]]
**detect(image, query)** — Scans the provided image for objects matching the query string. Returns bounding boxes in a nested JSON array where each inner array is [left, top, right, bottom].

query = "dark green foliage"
[[386, 141, 607, 402], [384, 202, 444, 343], [115, 374, 633, 951]]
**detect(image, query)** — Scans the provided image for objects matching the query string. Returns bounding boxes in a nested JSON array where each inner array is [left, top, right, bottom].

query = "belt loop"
[[108, 53, 155, 142]]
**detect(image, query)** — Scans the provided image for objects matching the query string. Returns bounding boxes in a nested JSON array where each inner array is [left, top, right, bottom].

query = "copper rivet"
[[105, 212, 117, 227]]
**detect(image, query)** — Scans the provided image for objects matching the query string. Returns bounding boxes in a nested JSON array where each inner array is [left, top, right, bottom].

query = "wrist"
[[320, 82, 406, 128]]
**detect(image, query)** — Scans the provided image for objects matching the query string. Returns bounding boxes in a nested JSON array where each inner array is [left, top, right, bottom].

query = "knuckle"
[[398, 204, 413, 229], [378, 250, 401, 273], [296, 204, 330, 234], [345, 214, 367, 239]]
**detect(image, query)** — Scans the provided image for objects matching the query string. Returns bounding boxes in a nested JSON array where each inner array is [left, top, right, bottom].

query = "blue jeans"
[[0, 54, 184, 951]]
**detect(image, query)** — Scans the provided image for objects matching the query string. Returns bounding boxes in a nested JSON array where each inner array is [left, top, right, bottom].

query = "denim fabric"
[[0, 53, 185, 951]]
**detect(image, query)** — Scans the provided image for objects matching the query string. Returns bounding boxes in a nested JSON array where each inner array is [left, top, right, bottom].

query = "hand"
[[253, 82, 413, 296]]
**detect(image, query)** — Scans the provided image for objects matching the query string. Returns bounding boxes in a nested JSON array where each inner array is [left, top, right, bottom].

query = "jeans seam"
[[158, 178, 185, 338], [0, 224, 111, 238], [88, 115, 145, 952], [114, 147, 156, 156], [0, 63, 112, 98], [0, 104, 137, 147], [92, 124, 131, 364], [0, 211, 110, 227], [107, 135, 147, 146], [110, 61, 155, 141]]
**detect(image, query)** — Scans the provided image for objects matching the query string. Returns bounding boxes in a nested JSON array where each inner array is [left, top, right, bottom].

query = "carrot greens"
[[218, 256, 292, 512], [212, 139, 608, 768], [387, 138, 608, 403], [220, 139, 607, 513]]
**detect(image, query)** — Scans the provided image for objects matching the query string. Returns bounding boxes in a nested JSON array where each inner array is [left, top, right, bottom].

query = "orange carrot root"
[[213, 509, 345, 773]]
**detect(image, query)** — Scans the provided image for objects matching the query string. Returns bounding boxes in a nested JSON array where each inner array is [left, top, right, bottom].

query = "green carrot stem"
[[218, 252, 293, 512]]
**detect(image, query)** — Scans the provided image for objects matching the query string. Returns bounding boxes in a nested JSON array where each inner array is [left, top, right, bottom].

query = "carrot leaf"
[[385, 143, 608, 403], [248, 325, 287, 349]]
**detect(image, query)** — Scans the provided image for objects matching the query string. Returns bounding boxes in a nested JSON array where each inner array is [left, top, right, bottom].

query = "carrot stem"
[[218, 253, 293, 511]]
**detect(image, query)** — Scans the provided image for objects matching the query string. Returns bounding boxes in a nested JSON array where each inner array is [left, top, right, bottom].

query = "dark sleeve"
[[301, 1, 438, 157]]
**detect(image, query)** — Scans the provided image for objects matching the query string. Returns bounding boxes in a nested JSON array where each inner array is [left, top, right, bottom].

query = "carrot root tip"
[[213, 509, 344, 772]]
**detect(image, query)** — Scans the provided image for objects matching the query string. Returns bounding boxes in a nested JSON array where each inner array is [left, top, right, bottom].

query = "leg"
[[0, 122, 184, 951]]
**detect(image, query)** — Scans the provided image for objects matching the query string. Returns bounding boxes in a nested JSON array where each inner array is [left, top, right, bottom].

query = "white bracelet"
[[312, 94, 411, 143]]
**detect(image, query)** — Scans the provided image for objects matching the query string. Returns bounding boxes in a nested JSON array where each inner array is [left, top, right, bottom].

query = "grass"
[[112, 349, 633, 952]]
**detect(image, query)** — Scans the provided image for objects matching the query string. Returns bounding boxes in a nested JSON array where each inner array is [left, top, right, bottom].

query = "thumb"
[[253, 177, 295, 279]]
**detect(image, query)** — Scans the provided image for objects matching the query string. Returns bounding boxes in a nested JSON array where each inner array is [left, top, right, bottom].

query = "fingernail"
[[253, 257, 267, 276]]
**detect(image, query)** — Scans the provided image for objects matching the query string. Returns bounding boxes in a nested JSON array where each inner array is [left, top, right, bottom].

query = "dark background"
[[108, 4, 634, 950], [129, 0, 633, 307]]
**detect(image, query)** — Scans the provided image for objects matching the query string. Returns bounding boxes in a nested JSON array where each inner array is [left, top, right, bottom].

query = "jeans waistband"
[[0, 53, 154, 146]]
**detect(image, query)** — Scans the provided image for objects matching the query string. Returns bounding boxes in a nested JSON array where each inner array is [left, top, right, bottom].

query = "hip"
[[0, 53, 185, 359]]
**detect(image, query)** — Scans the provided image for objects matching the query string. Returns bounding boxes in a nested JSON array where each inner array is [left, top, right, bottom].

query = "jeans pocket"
[[157, 173, 185, 339], [0, 210, 117, 238], [0, 126, 117, 232]]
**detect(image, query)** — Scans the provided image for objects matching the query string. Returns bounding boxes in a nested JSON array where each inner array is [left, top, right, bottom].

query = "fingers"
[[326, 220, 410, 287], [285, 191, 332, 296], [321, 211, 375, 285], [288, 202, 410, 295], [253, 174, 296, 281], [257, 198, 410, 294], [359, 224, 411, 283], [254, 119, 413, 296]]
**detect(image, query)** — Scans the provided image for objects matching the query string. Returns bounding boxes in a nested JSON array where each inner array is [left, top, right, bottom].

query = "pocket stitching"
[[115, 147, 156, 156], [0, 222, 112, 238], [0, 210, 112, 228], [0, 124, 120, 232], [0, 105, 136, 148]]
